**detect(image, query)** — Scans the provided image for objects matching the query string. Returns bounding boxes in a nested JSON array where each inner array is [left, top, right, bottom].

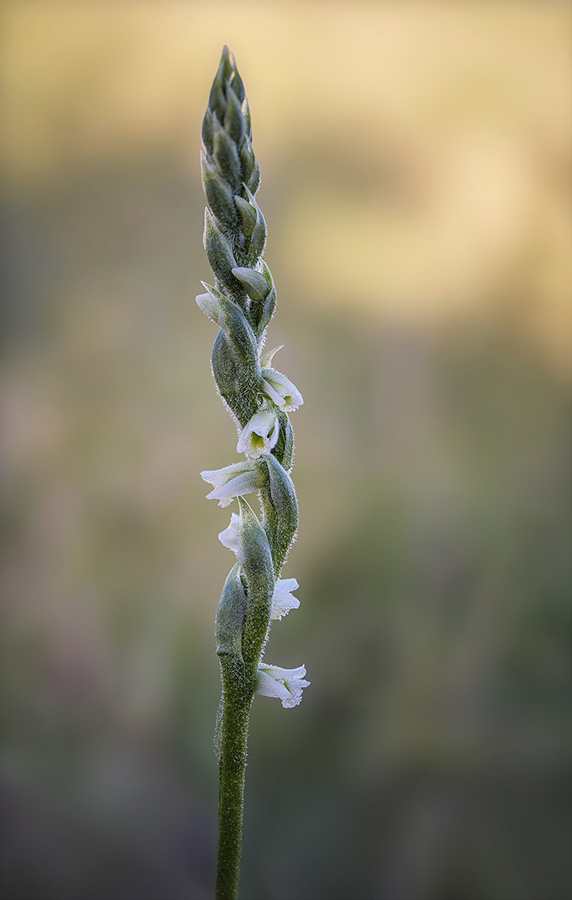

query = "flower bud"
[[224, 87, 245, 146], [215, 563, 246, 659], [231, 266, 271, 302], [213, 119, 241, 191], [202, 152, 238, 231], [234, 194, 257, 238], [258, 452, 299, 572], [237, 498, 276, 671], [204, 210, 237, 289]]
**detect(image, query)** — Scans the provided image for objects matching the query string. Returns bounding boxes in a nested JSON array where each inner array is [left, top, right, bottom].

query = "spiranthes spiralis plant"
[[196, 47, 309, 900]]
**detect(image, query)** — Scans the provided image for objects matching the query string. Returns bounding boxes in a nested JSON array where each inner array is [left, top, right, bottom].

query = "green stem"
[[216, 658, 254, 900]]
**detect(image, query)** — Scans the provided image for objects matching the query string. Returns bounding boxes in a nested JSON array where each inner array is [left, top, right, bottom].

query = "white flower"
[[255, 663, 310, 708], [237, 408, 279, 458], [201, 460, 264, 507], [271, 578, 300, 620], [218, 513, 241, 559], [261, 368, 304, 412]]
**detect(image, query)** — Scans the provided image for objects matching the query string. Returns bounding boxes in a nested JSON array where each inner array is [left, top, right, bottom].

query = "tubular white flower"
[[237, 408, 279, 458], [271, 578, 300, 620], [261, 367, 304, 412], [201, 460, 264, 507], [255, 663, 310, 708]]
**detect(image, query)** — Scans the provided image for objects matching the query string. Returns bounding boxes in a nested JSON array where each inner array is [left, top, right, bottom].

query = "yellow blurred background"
[[1, 2, 571, 899]]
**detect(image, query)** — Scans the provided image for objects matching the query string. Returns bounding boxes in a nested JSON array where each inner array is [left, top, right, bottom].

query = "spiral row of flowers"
[[197, 47, 308, 709]]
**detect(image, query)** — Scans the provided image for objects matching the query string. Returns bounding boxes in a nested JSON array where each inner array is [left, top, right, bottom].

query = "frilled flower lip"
[[255, 663, 310, 708], [201, 460, 264, 507], [237, 408, 279, 458], [260, 368, 304, 412], [218, 512, 241, 558], [271, 578, 300, 620]]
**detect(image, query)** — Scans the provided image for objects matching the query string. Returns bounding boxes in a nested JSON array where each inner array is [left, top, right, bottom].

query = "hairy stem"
[[216, 659, 253, 900]]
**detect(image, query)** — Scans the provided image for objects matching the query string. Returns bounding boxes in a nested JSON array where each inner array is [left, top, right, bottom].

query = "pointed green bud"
[[213, 120, 241, 191], [204, 209, 237, 288], [201, 153, 238, 231], [212, 331, 259, 427], [258, 453, 299, 573], [251, 275, 277, 336], [239, 139, 260, 193], [215, 563, 246, 659], [199, 282, 259, 376], [208, 64, 227, 122], [234, 194, 257, 238], [244, 99, 252, 139], [247, 205, 267, 263], [237, 497, 276, 672], [224, 87, 245, 146], [236, 498, 274, 598], [202, 109, 215, 155], [219, 45, 234, 82], [231, 266, 271, 302], [230, 64, 245, 103]]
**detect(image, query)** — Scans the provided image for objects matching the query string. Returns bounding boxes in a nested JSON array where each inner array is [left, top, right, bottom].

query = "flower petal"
[[201, 461, 264, 506], [254, 669, 292, 702], [218, 513, 241, 557], [255, 663, 310, 708], [201, 460, 256, 487], [205, 470, 264, 507], [237, 409, 279, 458], [271, 578, 300, 620], [261, 368, 304, 412]]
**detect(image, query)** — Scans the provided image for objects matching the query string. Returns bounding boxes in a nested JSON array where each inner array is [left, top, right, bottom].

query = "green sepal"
[[237, 498, 276, 673], [201, 153, 238, 231], [215, 563, 246, 659]]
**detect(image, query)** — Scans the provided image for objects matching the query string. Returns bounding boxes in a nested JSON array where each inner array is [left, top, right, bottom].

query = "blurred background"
[[1, 2, 571, 899]]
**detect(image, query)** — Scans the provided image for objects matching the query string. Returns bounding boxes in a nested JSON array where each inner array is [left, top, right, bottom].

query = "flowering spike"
[[198, 48, 308, 898]]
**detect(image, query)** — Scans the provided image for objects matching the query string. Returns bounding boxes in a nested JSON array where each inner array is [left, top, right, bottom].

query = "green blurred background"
[[1, 2, 571, 899]]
